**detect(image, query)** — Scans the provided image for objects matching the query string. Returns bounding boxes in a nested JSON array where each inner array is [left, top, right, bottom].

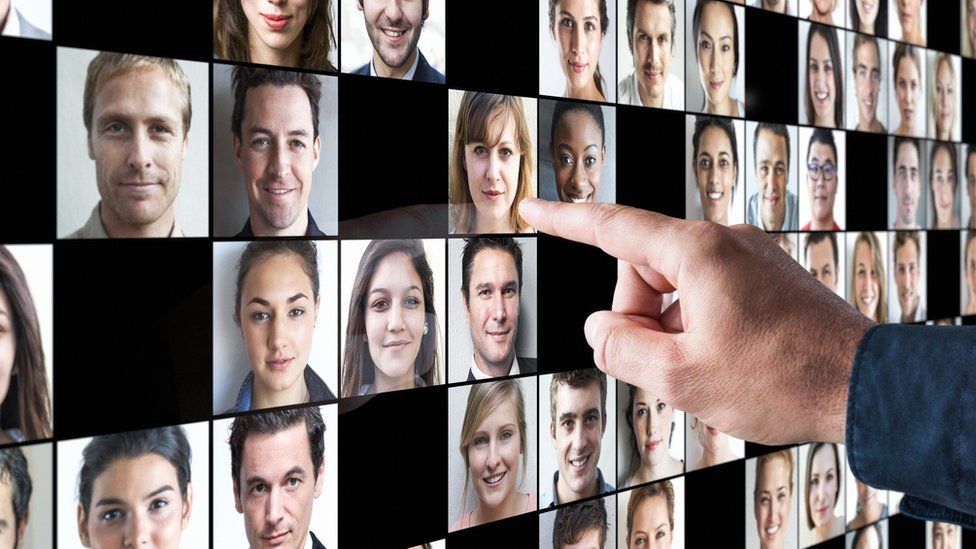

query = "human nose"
[[571, 422, 587, 449], [268, 312, 287, 350], [265, 486, 285, 527], [127, 131, 153, 171], [570, 22, 583, 54], [123, 511, 150, 547], [387, 302, 406, 332], [486, 440, 501, 470], [485, 152, 501, 183], [491, 292, 507, 322], [267, 142, 291, 181], [382, 0, 403, 21]]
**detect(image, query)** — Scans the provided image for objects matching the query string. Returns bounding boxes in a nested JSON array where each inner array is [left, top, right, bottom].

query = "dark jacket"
[[225, 365, 336, 414], [465, 357, 537, 382], [235, 210, 324, 239], [352, 50, 445, 84]]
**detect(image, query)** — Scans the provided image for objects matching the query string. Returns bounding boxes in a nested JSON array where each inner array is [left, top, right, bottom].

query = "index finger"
[[519, 198, 694, 284]]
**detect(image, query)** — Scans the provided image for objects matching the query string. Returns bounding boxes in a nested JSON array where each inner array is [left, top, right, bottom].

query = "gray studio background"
[[56, 47, 210, 237], [448, 237, 538, 383], [447, 377, 538, 529], [685, 1, 746, 114], [745, 449, 798, 549], [212, 64, 338, 236], [538, 100, 617, 204], [211, 241, 339, 413], [538, 0, 618, 102], [538, 373, 617, 506], [615, 0, 686, 109]]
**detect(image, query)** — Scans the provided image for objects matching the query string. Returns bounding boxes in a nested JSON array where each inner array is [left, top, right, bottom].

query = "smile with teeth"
[[707, 190, 724, 203], [483, 471, 506, 486], [264, 187, 294, 195], [815, 91, 829, 102], [383, 28, 407, 38], [567, 191, 592, 203], [765, 524, 780, 536], [569, 455, 590, 468]]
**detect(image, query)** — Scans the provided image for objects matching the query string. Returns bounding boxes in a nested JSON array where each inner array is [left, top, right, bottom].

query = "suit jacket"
[[352, 51, 445, 84], [235, 210, 324, 238], [310, 531, 326, 549], [465, 356, 537, 381]]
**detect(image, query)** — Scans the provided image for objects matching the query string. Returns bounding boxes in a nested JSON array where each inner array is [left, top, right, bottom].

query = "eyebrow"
[[475, 280, 517, 291], [95, 111, 178, 127], [244, 467, 307, 487], [247, 126, 310, 138], [95, 484, 175, 507], [557, 143, 601, 153], [369, 285, 421, 296], [559, 10, 598, 22], [559, 407, 600, 421], [701, 31, 732, 42]]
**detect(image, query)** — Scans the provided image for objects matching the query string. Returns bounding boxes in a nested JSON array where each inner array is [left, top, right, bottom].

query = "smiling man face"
[[357, 0, 429, 79]]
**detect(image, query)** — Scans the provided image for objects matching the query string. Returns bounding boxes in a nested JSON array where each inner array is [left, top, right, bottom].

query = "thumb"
[[584, 310, 685, 404]]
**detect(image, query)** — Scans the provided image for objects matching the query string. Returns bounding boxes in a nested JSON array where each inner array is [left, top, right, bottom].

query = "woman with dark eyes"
[[214, 0, 336, 71], [692, 0, 744, 116], [76, 427, 193, 549], [549, 101, 606, 204], [806, 23, 843, 128], [227, 241, 335, 413], [805, 442, 844, 544], [622, 384, 684, 488], [626, 480, 676, 548], [341, 239, 440, 397], [547, 0, 611, 102], [0, 246, 52, 444]]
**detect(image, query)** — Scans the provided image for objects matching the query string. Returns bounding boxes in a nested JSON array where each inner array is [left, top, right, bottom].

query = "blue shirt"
[[847, 324, 976, 528]]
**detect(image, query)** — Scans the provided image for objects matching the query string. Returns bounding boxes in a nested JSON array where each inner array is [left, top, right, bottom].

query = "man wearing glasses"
[[747, 123, 798, 231], [802, 128, 841, 231]]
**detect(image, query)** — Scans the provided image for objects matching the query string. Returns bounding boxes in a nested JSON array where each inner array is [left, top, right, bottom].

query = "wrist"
[[817, 314, 875, 444]]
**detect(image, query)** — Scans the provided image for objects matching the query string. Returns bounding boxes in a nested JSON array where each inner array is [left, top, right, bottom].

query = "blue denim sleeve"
[[845, 324, 976, 529]]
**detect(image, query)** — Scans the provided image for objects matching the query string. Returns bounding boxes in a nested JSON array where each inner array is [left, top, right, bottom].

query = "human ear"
[[77, 505, 91, 548], [181, 483, 194, 529]]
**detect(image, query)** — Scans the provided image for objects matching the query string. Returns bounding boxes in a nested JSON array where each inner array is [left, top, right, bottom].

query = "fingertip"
[[518, 196, 543, 219]]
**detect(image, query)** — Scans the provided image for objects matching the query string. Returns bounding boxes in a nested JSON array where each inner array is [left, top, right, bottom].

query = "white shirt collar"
[[469, 355, 520, 380], [1, 4, 21, 37], [369, 50, 420, 80]]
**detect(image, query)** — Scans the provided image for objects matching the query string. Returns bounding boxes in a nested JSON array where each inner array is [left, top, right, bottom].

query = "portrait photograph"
[[749, 0, 797, 18], [1, 0, 51, 40], [56, 47, 210, 238], [926, 521, 963, 549], [803, 232, 847, 299], [448, 90, 539, 235], [687, 115, 745, 227], [0, 245, 53, 444], [615, 0, 686, 110], [888, 137, 927, 230], [746, 448, 799, 549], [685, 413, 744, 473], [212, 240, 338, 415], [340, 239, 446, 397], [539, 495, 617, 548], [844, 457, 888, 532], [340, 0, 445, 82], [845, 520, 888, 549], [447, 377, 538, 531], [799, 442, 846, 548], [744, 121, 798, 232], [56, 422, 210, 549], [776, 232, 801, 264], [847, 231, 889, 323], [685, 0, 746, 117], [0, 443, 53, 548], [539, 369, 617, 507], [799, 0, 847, 27], [213, 0, 338, 72], [616, 477, 686, 548], [965, 0, 976, 59], [539, 0, 618, 103], [925, 51, 961, 143], [616, 379, 684, 488], [539, 99, 617, 204], [845, 31, 888, 134], [962, 230, 976, 316], [211, 63, 339, 237], [962, 144, 975, 229], [848, 0, 885, 35], [887, 0, 926, 46], [447, 237, 538, 383], [798, 20, 846, 129], [888, 41, 926, 138], [798, 127, 847, 231], [213, 405, 338, 549], [927, 141, 961, 229]]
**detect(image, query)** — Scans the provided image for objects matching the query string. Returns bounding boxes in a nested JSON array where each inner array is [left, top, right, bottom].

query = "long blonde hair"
[[458, 380, 528, 514], [450, 92, 534, 234], [849, 232, 887, 322]]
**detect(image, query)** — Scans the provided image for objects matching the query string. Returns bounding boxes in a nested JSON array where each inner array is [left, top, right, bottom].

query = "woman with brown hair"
[[214, 0, 336, 71], [0, 246, 52, 442], [341, 239, 440, 397]]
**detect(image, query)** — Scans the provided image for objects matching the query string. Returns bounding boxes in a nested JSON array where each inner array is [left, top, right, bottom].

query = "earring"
[[423, 322, 429, 336]]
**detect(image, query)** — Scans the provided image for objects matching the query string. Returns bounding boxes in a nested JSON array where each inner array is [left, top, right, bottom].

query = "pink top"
[[449, 492, 537, 532]]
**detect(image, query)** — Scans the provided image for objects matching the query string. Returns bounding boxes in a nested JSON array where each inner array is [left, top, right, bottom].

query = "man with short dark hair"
[[892, 137, 922, 229], [229, 407, 326, 549], [0, 448, 31, 549], [893, 231, 924, 323], [460, 237, 537, 381], [805, 232, 839, 294], [351, 0, 444, 83], [548, 369, 613, 507], [552, 498, 609, 549], [618, 0, 683, 110], [747, 123, 798, 231], [231, 67, 325, 238]]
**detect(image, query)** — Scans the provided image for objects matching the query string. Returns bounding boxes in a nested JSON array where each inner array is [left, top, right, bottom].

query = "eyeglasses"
[[807, 162, 837, 181]]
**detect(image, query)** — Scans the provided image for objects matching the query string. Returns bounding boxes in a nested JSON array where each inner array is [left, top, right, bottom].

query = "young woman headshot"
[[750, 449, 796, 549], [547, 100, 609, 204], [892, 43, 924, 138], [0, 246, 52, 444], [690, 116, 740, 226], [620, 383, 684, 488], [213, 0, 337, 71], [690, 0, 744, 117], [223, 240, 336, 414], [450, 379, 536, 532], [73, 426, 197, 549], [803, 442, 845, 545], [624, 480, 678, 548], [341, 239, 442, 397], [929, 142, 959, 229], [850, 0, 886, 35], [544, 0, 611, 102], [849, 231, 888, 323], [450, 91, 536, 235], [804, 23, 843, 129], [929, 53, 959, 142]]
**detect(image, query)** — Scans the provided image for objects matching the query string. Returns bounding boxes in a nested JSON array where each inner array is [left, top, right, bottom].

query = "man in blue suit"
[[351, 0, 445, 83]]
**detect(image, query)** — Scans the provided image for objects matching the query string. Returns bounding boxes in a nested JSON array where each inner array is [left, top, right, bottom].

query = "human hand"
[[519, 198, 873, 445]]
